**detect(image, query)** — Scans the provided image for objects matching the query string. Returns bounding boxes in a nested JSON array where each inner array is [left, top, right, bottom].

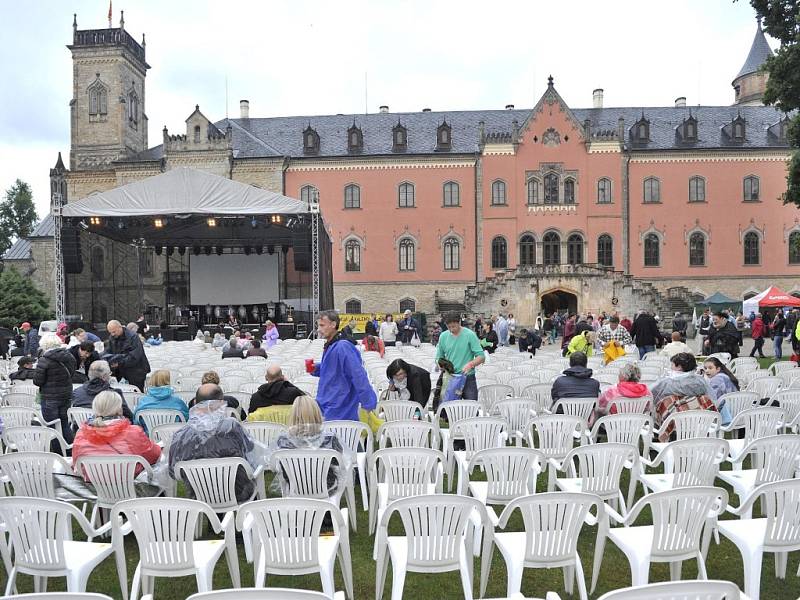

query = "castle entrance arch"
[[540, 289, 578, 316]]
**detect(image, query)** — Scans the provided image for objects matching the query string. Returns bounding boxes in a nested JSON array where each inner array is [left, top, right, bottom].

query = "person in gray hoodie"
[[71, 360, 133, 432], [550, 351, 600, 403]]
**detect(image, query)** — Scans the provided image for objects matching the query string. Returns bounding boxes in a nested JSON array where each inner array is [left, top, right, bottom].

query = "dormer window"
[[436, 120, 452, 151], [347, 122, 363, 153], [632, 115, 649, 142], [779, 117, 789, 141], [393, 121, 407, 152], [303, 125, 320, 155], [681, 115, 697, 142], [732, 115, 746, 142]]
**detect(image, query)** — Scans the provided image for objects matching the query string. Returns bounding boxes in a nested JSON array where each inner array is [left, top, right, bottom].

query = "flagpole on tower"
[[108, 0, 112, 28]]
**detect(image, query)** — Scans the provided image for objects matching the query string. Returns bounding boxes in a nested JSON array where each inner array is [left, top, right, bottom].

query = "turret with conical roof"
[[732, 17, 773, 105]]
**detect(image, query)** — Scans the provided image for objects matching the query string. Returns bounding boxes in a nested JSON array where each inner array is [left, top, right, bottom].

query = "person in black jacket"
[[631, 311, 661, 359], [386, 359, 432, 407], [10, 356, 37, 381], [480, 322, 499, 354], [518, 328, 542, 355], [106, 320, 150, 392], [71, 360, 133, 431], [550, 351, 600, 404], [705, 312, 740, 359], [398, 310, 421, 345], [33, 336, 77, 443], [248, 365, 305, 413], [70, 341, 100, 384]]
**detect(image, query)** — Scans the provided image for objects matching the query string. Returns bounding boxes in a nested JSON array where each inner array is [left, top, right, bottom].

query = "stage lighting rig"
[[154, 218, 164, 228], [89, 217, 102, 226], [207, 218, 217, 227]]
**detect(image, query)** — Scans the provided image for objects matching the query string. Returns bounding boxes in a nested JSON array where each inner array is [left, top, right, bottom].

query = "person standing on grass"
[[772, 310, 786, 360], [435, 312, 485, 401]]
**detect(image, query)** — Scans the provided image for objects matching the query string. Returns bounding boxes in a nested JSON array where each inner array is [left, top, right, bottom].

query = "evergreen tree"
[[0, 266, 51, 329], [749, 1, 800, 206], [0, 179, 38, 256]]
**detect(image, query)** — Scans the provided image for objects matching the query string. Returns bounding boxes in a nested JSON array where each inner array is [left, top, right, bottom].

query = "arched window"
[[526, 178, 539, 205], [567, 233, 584, 265], [544, 173, 559, 205], [398, 182, 415, 208], [563, 179, 575, 204], [88, 80, 108, 116], [194, 125, 201, 143], [743, 176, 760, 202], [443, 237, 460, 270], [344, 239, 361, 272], [443, 181, 460, 207], [300, 185, 318, 204], [491, 236, 507, 269], [689, 232, 706, 266], [543, 232, 561, 265], [345, 299, 362, 314], [399, 239, 415, 271], [344, 184, 360, 209], [789, 231, 800, 265], [519, 234, 536, 266], [688, 176, 705, 202], [597, 234, 613, 267], [644, 233, 660, 267], [91, 246, 105, 281], [491, 180, 507, 206], [744, 232, 760, 265], [399, 298, 416, 313], [127, 89, 139, 127], [597, 178, 612, 204], [643, 177, 660, 203]]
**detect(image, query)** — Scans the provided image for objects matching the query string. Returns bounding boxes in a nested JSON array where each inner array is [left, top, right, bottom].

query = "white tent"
[[61, 167, 307, 217], [742, 285, 800, 317]]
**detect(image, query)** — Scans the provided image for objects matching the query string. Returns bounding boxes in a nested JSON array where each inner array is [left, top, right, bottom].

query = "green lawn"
[[1, 456, 798, 600]]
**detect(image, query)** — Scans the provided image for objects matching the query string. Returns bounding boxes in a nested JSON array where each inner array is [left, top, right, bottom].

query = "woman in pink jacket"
[[592, 362, 650, 426], [262, 320, 280, 349]]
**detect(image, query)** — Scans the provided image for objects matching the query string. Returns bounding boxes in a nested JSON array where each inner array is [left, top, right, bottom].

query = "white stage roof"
[[62, 168, 307, 217]]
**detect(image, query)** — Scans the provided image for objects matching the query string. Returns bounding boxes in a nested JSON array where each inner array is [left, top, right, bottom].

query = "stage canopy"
[[742, 285, 800, 316], [62, 167, 306, 217]]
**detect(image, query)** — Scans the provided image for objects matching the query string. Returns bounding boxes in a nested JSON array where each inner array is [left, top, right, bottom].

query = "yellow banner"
[[338, 313, 403, 334]]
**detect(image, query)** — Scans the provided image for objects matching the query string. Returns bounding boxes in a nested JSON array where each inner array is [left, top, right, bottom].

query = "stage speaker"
[[277, 322, 295, 339], [292, 228, 311, 271], [62, 226, 83, 274]]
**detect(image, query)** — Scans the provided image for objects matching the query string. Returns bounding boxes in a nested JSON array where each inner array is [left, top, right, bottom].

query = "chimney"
[[422, 108, 431, 112], [592, 88, 604, 109], [674, 96, 687, 108], [239, 99, 250, 119], [505, 104, 515, 110], [379, 105, 389, 113]]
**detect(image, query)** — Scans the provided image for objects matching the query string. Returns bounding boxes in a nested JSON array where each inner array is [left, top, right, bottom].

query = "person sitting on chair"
[[132, 369, 189, 428], [221, 336, 245, 359], [248, 365, 305, 414], [71, 360, 134, 431], [188, 371, 246, 420]]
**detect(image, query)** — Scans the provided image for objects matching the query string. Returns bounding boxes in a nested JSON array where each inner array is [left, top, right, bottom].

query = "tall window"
[[344, 184, 360, 209], [790, 231, 800, 265], [398, 182, 415, 208], [88, 81, 108, 116], [544, 173, 559, 205], [743, 176, 760, 202], [344, 239, 361, 272], [526, 178, 539, 205], [688, 176, 705, 202], [689, 232, 706, 266], [491, 236, 507, 269], [443, 181, 460, 207], [644, 233, 660, 267], [139, 248, 154, 277], [91, 247, 105, 280], [443, 238, 460, 270], [491, 180, 507, 205], [643, 177, 660, 203], [567, 234, 584, 265], [193, 125, 201, 143], [744, 232, 760, 265], [345, 299, 362, 314], [399, 298, 416, 313], [127, 89, 139, 127], [597, 178, 611, 204], [564, 179, 575, 204], [597, 234, 613, 267], [543, 232, 561, 265], [399, 239, 415, 271], [300, 185, 318, 204], [519, 235, 535, 266]]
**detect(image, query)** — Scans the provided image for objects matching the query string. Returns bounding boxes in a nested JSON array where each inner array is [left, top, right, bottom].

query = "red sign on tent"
[[754, 286, 800, 307]]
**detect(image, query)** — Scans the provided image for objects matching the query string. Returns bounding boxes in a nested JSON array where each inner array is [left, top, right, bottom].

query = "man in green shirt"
[[435, 312, 485, 400]]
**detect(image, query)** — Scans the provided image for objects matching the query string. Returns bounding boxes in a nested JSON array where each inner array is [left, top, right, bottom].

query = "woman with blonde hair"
[[566, 330, 596, 357], [132, 369, 189, 428]]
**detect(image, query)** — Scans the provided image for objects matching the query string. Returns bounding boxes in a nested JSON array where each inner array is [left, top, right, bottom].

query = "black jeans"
[[462, 374, 478, 400], [750, 337, 765, 358], [41, 398, 73, 445]]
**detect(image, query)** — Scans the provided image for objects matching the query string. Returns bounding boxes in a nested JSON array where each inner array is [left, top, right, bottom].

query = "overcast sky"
[[0, 0, 773, 219]]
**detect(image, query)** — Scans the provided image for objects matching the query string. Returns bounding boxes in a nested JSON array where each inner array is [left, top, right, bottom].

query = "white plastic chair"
[[447, 416, 507, 493], [592, 486, 728, 590], [376, 494, 489, 600], [175, 457, 265, 512], [608, 396, 651, 415], [588, 414, 652, 459], [0, 496, 116, 597], [2, 392, 37, 408], [322, 420, 373, 511], [493, 371, 517, 387], [496, 398, 537, 446], [111, 497, 240, 600], [718, 478, 800, 600], [717, 434, 800, 518], [747, 376, 782, 400], [3, 594, 115, 600], [478, 384, 513, 415], [150, 423, 185, 454], [67, 406, 95, 430], [175, 390, 197, 404], [550, 397, 596, 424], [527, 415, 585, 491], [595, 580, 744, 600], [716, 391, 759, 425], [774, 389, 800, 431], [135, 409, 186, 435], [124, 392, 146, 412], [377, 420, 439, 450], [482, 491, 604, 600], [651, 410, 719, 450], [0, 451, 71, 499], [242, 421, 288, 451], [240, 382, 261, 395], [235, 497, 353, 600], [0, 406, 62, 436], [721, 406, 784, 462], [435, 400, 481, 449], [521, 383, 553, 413], [2, 426, 70, 456], [639, 437, 729, 494], [378, 400, 422, 422]]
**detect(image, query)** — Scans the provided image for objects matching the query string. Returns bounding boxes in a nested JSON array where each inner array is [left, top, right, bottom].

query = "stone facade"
[[333, 282, 473, 316]]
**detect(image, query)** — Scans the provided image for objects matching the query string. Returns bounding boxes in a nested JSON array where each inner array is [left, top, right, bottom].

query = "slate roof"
[[736, 21, 774, 79], [29, 214, 55, 237], [1, 215, 54, 258]]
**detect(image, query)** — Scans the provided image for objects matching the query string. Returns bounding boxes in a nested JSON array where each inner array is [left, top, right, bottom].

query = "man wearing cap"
[[20, 322, 40, 357]]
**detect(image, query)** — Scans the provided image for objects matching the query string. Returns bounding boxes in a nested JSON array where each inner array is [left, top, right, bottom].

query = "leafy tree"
[[749, 1, 800, 206], [0, 266, 51, 329], [0, 179, 38, 256]]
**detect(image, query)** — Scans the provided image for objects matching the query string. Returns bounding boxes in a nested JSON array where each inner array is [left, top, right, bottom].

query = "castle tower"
[[68, 12, 149, 170], [732, 18, 773, 106]]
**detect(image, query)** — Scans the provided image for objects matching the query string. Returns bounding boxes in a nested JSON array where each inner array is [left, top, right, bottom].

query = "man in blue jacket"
[[313, 310, 377, 421]]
